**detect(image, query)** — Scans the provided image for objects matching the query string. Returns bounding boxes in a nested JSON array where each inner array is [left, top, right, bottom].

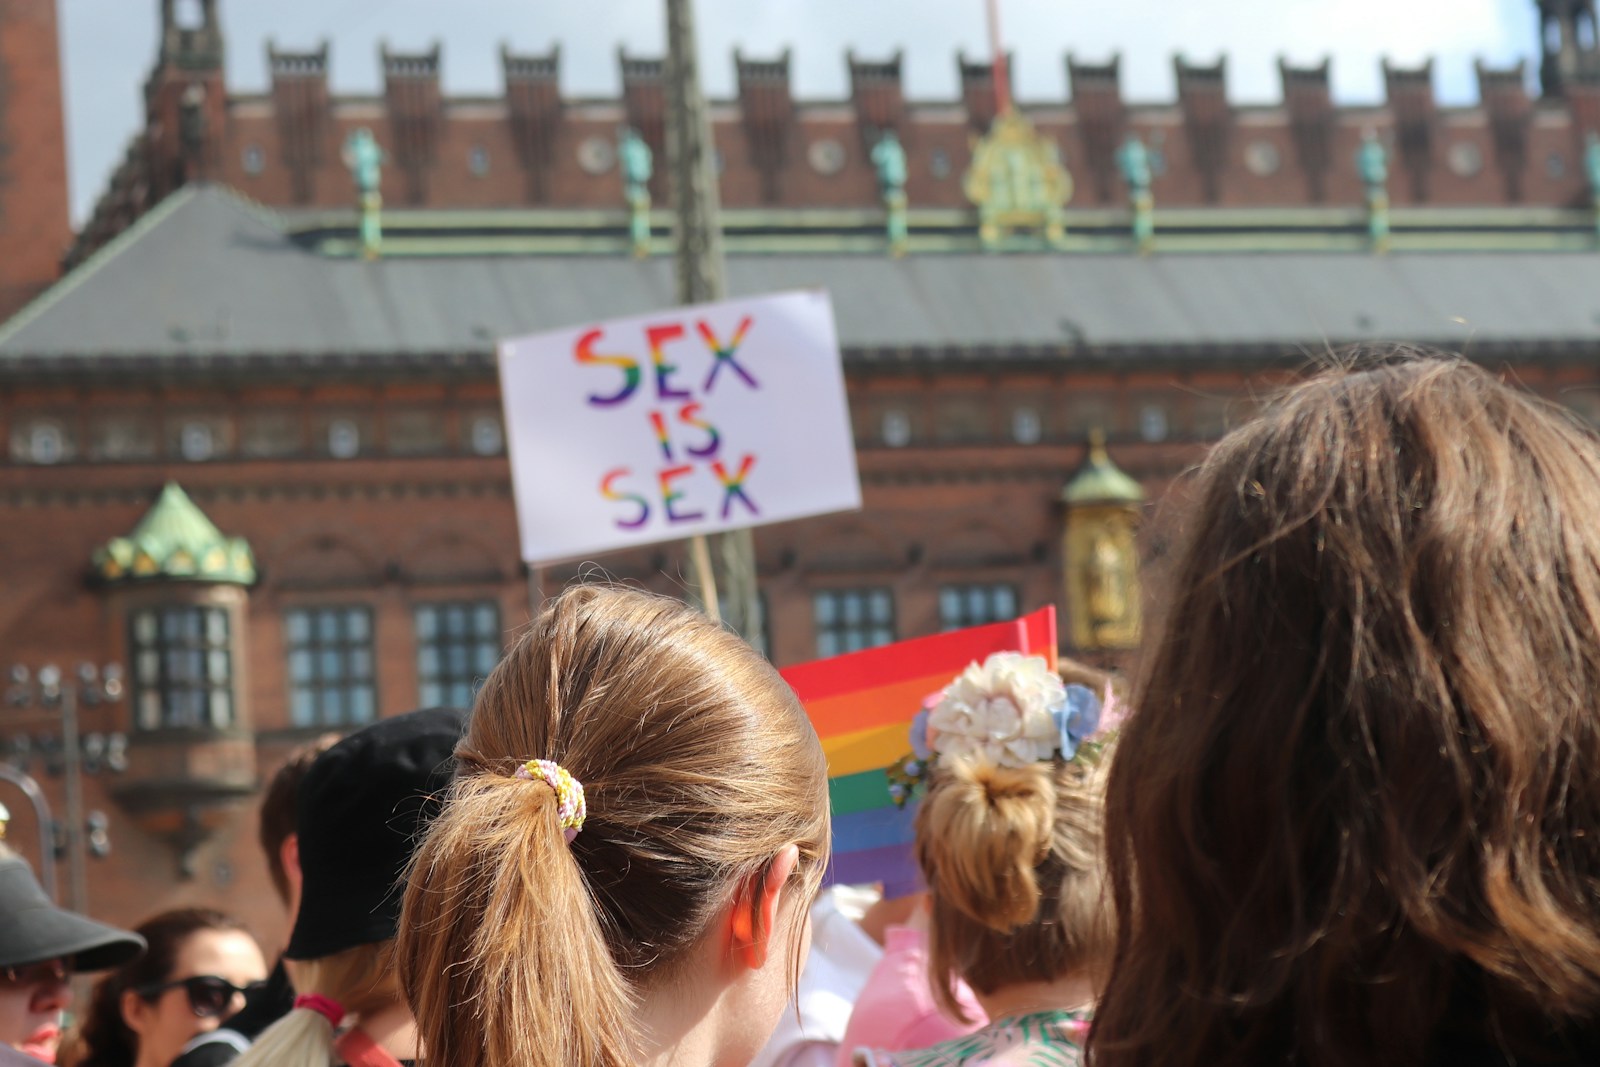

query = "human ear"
[[731, 844, 801, 970], [120, 988, 150, 1037]]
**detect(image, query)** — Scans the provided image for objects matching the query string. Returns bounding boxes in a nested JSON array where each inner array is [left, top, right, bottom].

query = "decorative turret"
[[91, 484, 258, 878], [93, 483, 255, 586], [1060, 432, 1143, 652], [145, 0, 226, 196]]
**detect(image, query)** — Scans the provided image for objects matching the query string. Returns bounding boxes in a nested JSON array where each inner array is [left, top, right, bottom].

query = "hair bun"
[[918, 755, 1056, 932]]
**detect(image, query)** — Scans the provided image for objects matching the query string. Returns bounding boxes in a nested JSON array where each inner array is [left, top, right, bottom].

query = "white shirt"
[[750, 885, 884, 1067]]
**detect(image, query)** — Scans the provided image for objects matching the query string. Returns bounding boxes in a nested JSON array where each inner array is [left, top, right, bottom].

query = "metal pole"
[[0, 767, 57, 901], [665, 0, 762, 643], [986, 0, 1011, 115], [60, 687, 87, 916]]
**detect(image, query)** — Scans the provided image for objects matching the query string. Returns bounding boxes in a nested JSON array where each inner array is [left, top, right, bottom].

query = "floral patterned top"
[[854, 1009, 1091, 1067]]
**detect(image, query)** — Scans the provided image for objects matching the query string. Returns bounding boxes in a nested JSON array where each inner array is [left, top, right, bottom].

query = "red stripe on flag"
[[780, 607, 1058, 703]]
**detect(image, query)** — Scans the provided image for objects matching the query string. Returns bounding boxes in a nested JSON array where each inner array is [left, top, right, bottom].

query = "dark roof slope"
[[6, 185, 1600, 366]]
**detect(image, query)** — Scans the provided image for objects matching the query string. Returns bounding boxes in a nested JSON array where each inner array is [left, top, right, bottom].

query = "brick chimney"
[[849, 50, 906, 148], [735, 49, 796, 204], [1068, 54, 1127, 204], [619, 49, 667, 200], [1383, 59, 1437, 202], [1476, 60, 1531, 201], [505, 45, 563, 202], [1175, 56, 1232, 203], [382, 41, 443, 205], [268, 40, 330, 204], [958, 50, 1012, 131], [1279, 58, 1333, 202]]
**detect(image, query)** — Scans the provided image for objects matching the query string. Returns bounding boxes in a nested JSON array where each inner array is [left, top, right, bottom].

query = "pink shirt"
[[836, 925, 987, 1067]]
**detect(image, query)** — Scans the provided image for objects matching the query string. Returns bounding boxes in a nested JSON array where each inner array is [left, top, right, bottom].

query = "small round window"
[[1139, 404, 1170, 443], [1011, 407, 1042, 445], [180, 422, 215, 462], [881, 410, 912, 448], [469, 415, 504, 455], [28, 423, 64, 465], [328, 419, 360, 459]]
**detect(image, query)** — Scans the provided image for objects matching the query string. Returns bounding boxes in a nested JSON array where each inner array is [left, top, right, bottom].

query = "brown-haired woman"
[[1093, 351, 1600, 1067], [398, 585, 831, 1067], [75, 909, 265, 1067], [854, 653, 1114, 1066]]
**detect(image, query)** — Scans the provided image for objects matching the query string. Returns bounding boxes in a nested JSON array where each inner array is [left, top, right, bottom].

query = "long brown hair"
[[397, 585, 831, 1067], [918, 748, 1112, 1021], [1093, 351, 1600, 1067], [76, 909, 248, 1067]]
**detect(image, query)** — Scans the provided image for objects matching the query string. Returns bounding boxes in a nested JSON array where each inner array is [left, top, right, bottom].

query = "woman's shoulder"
[[857, 1011, 1089, 1067]]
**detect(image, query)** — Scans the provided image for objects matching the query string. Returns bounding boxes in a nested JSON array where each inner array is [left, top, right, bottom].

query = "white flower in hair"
[[927, 652, 1066, 769]]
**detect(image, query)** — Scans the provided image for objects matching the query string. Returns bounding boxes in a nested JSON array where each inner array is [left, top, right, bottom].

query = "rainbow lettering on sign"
[[575, 312, 767, 531], [575, 329, 642, 407]]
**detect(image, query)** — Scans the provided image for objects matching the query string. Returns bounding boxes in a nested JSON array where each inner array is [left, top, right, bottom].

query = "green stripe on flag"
[[830, 767, 895, 815]]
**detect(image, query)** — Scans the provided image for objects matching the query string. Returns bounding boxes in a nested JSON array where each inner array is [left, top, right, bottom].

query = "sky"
[[58, 0, 1538, 223]]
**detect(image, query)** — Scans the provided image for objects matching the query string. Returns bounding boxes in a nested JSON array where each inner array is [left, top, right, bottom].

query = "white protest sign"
[[498, 289, 862, 566]]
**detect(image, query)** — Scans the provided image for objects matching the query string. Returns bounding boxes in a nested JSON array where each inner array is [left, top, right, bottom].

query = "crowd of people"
[[0, 348, 1598, 1066]]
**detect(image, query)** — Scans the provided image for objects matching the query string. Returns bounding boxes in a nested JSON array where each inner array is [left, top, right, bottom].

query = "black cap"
[[0, 857, 145, 972], [285, 708, 465, 961]]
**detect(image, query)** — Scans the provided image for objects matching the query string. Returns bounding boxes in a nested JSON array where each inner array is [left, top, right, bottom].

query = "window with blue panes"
[[415, 601, 502, 708], [284, 607, 376, 728], [938, 583, 1019, 631], [813, 588, 896, 658]]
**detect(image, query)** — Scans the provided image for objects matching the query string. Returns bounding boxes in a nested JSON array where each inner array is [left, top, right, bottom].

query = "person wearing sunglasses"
[[0, 845, 145, 1065], [74, 910, 265, 1067]]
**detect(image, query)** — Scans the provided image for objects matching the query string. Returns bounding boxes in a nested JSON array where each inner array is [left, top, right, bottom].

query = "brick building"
[[7, 0, 1600, 953], [0, 0, 71, 319]]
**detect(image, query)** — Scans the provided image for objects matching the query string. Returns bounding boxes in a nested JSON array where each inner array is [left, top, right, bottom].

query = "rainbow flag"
[[780, 607, 1058, 891]]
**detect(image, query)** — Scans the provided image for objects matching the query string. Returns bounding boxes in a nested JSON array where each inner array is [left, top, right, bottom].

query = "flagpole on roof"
[[987, 0, 1011, 114]]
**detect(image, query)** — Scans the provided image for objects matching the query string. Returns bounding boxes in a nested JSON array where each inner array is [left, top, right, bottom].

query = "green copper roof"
[[1062, 433, 1145, 505], [93, 482, 256, 586]]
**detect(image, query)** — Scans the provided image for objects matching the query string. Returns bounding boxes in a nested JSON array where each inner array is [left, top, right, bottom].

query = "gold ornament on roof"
[[964, 109, 1073, 249]]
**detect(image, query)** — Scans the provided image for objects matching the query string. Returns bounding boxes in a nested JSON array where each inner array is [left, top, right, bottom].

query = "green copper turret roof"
[[93, 482, 256, 586], [1062, 432, 1145, 505]]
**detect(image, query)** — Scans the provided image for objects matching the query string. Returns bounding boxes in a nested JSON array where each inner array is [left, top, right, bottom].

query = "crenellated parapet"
[[66, 20, 1600, 268]]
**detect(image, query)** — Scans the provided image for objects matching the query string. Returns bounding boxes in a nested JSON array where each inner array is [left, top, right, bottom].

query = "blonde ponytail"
[[231, 943, 399, 1067], [398, 586, 830, 1067], [917, 748, 1114, 1020]]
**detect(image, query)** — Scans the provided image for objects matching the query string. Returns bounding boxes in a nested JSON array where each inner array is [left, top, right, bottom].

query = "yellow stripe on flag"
[[822, 722, 913, 778]]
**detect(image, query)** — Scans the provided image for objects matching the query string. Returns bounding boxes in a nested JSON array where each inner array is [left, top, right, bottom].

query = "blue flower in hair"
[[1050, 684, 1103, 761], [909, 709, 931, 761]]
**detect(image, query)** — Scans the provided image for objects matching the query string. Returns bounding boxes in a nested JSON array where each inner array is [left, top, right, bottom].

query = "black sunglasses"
[[135, 975, 266, 1019]]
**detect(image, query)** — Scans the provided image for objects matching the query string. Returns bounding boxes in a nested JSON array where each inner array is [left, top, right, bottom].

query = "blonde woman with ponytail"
[[853, 653, 1114, 1067], [398, 585, 831, 1067], [232, 709, 464, 1067]]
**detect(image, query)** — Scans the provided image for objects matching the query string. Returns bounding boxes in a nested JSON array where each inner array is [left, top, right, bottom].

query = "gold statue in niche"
[[1061, 432, 1143, 651]]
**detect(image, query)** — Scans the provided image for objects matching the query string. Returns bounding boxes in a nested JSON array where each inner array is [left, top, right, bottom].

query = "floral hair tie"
[[515, 758, 586, 842], [886, 652, 1110, 808]]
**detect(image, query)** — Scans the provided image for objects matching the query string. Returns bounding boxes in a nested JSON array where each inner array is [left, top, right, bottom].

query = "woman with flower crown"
[[852, 652, 1114, 1067]]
